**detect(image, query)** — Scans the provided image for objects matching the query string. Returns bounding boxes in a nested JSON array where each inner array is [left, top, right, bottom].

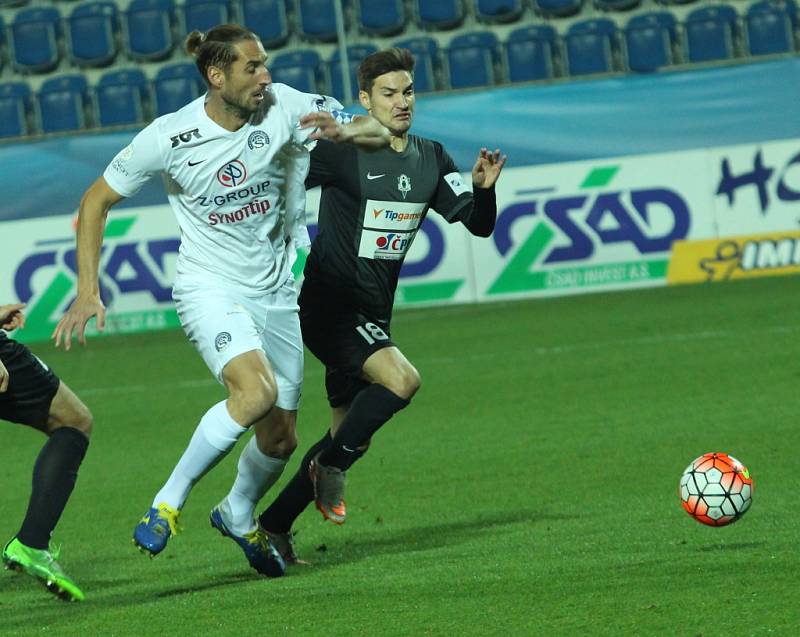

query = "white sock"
[[218, 435, 288, 535], [153, 401, 247, 510]]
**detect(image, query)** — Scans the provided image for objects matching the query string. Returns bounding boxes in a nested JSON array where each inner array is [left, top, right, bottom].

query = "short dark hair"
[[185, 24, 259, 85], [357, 48, 415, 94]]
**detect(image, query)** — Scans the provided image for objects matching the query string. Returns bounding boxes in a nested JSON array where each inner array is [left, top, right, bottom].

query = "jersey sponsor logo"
[[215, 332, 232, 352], [216, 160, 248, 187], [170, 128, 202, 148], [247, 131, 270, 150], [358, 229, 416, 260], [444, 171, 471, 197], [363, 199, 426, 231], [367, 172, 385, 180], [198, 180, 271, 207], [397, 174, 412, 199], [208, 199, 271, 226]]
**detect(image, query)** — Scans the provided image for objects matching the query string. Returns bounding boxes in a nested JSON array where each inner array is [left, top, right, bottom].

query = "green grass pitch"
[[2, 276, 799, 636]]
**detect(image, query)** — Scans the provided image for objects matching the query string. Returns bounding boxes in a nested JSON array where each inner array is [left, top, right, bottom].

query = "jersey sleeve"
[[271, 83, 350, 146], [102, 121, 165, 198], [306, 140, 355, 189], [431, 142, 473, 222]]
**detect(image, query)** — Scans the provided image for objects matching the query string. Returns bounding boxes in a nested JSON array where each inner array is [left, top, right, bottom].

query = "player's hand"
[[0, 303, 26, 331], [0, 358, 8, 393], [300, 111, 346, 142], [472, 148, 507, 189], [52, 294, 106, 350]]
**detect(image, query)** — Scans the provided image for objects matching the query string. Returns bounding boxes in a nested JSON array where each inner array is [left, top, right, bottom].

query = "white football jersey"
[[103, 83, 343, 294]]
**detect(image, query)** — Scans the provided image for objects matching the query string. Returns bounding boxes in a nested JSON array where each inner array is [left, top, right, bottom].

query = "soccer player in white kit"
[[52, 24, 389, 578]]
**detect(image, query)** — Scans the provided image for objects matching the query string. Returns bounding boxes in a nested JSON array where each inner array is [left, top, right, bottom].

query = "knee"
[[388, 365, 421, 401], [256, 426, 298, 459], [48, 400, 93, 439], [229, 378, 278, 423]]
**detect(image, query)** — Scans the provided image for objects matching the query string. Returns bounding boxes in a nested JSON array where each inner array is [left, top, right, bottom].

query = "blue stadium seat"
[[269, 50, 322, 94], [0, 15, 4, 72], [358, 0, 406, 36], [505, 25, 557, 82], [685, 5, 738, 62], [0, 82, 31, 138], [595, 0, 641, 10], [565, 18, 617, 75], [0, 0, 31, 7], [241, 0, 289, 48], [624, 12, 677, 72], [10, 7, 61, 73], [330, 44, 378, 102], [447, 31, 498, 89], [154, 63, 205, 116], [297, 0, 338, 42], [746, 1, 795, 55], [38, 75, 89, 133], [68, 2, 119, 68], [125, 0, 176, 62], [182, 0, 232, 35], [394, 36, 439, 92], [533, 0, 583, 18], [96, 69, 148, 127], [475, 0, 524, 22], [416, 0, 465, 30]]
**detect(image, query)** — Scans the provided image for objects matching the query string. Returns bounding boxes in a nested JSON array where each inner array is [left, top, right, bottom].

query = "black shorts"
[[0, 334, 60, 428], [299, 280, 395, 408]]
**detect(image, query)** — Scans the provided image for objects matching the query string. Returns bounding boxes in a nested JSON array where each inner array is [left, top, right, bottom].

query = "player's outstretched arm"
[[471, 147, 507, 190], [300, 111, 390, 149], [52, 177, 125, 350]]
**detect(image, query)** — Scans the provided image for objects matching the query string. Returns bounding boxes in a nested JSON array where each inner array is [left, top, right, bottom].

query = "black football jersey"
[[304, 135, 473, 320]]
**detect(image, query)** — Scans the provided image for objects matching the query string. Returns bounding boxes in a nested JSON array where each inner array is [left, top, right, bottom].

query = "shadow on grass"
[[697, 541, 765, 552], [292, 507, 574, 573]]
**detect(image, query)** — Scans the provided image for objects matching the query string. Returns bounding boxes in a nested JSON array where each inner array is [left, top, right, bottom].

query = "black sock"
[[259, 432, 332, 534], [17, 427, 89, 550], [319, 384, 408, 471]]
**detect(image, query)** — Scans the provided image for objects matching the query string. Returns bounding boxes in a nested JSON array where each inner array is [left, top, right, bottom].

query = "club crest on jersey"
[[217, 160, 248, 188], [397, 174, 412, 199], [247, 131, 270, 150], [215, 332, 232, 352]]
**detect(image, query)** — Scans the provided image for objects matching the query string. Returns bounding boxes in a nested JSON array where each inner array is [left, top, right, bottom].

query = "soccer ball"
[[679, 452, 753, 526]]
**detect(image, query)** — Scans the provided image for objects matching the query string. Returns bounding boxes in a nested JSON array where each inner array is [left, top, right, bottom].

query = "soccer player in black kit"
[[257, 48, 506, 562], [1, 302, 92, 600]]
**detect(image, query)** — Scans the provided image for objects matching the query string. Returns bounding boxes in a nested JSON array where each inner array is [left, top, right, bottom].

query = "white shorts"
[[173, 278, 303, 411]]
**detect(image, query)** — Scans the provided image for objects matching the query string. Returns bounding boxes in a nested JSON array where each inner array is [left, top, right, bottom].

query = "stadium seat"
[[505, 25, 557, 82], [0, 0, 31, 7], [182, 0, 232, 35], [446, 31, 498, 89], [415, 0, 465, 30], [329, 44, 378, 102], [624, 12, 677, 72], [38, 75, 89, 133], [357, 0, 406, 36], [0, 82, 31, 138], [533, 0, 583, 18], [96, 69, 149, 127], [9, 7, 61, 73], [746, 1, 795, 55], [241, 0, 289, 49], [394, 36, 439, 93], [68, 2, 119, 68], [595, 0, 641, 10], [475, 0, 524, 22], [684, 5, 738, 63], [297, 0, 338, 42], [124, 0, 176, 62], [565, 18, 618, 76], [154, 63, 205, 116], [269, 50, 322, 94]]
